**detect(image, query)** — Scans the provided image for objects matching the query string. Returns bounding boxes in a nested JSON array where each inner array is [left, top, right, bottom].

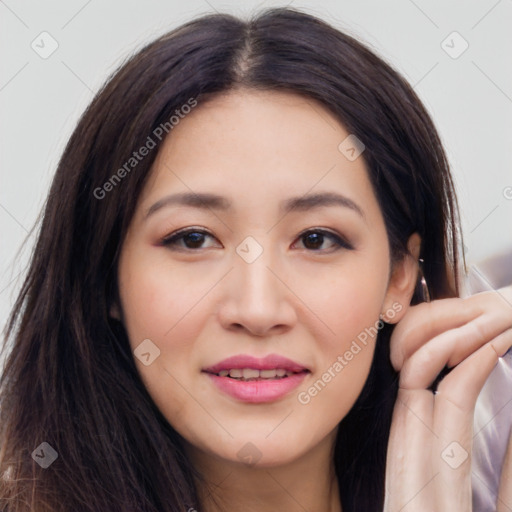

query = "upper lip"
[[203, 354, 310, 374]]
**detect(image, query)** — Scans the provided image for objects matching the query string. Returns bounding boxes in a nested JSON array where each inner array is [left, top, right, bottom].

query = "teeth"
[[216, 368, 298, 380], [242, 368, 260, 379]]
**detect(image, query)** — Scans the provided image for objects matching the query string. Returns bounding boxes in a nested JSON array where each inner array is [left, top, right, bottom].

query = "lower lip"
[[204, 372, 309, 403]]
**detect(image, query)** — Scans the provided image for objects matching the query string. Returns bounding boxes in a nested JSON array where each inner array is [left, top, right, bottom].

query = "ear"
[[381, 233, 421, 324]]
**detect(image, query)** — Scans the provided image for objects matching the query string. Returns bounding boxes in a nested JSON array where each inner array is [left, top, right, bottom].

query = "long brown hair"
[[1, 7, 461, 511]]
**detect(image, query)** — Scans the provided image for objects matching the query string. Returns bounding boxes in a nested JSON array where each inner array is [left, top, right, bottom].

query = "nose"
[[217, 248, 297, 337]]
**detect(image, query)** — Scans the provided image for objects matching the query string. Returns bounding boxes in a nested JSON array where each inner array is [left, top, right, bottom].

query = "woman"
[[1, 7, 511, 511]]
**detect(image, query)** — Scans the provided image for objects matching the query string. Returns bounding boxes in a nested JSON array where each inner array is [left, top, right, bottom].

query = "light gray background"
[[1, 0, 512, 340]]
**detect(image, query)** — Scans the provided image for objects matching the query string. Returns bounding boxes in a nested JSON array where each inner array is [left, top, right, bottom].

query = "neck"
[[186, 431, 342, 512]]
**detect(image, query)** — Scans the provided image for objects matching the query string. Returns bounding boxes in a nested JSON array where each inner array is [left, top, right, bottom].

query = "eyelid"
[[161, 227, 222, 248], [293, 227, 354, 251], [160, 226, 354, 252]]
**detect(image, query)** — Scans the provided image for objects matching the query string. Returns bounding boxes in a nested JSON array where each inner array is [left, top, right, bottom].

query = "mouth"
[[206, 368, 306, 381], [202, 354, 311, 403]]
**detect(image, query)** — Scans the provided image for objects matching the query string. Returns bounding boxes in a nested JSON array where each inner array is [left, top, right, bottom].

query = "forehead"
[[155, 89, 348, 170], [137, 88, 379, 222]]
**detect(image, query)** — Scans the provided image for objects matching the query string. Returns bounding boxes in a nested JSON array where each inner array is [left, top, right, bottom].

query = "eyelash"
[[160, 227, 354, 253]]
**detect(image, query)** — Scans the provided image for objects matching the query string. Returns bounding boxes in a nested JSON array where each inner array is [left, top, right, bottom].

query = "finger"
[[399, 325, 512, 390], [391, 290, 512, 372], [436, 331, 512, 410], [444, 319, 512, 368], [390, 299, 475, 370], [432, 340, 511, 511]]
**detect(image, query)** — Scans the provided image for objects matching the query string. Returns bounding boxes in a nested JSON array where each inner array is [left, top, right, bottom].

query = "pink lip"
[[205, 372, 308, 403], [203, 354, 309, 373], [202, 354, 310, 404]]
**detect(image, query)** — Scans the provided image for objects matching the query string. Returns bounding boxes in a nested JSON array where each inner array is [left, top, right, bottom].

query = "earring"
[[418, 258, 431, 303]]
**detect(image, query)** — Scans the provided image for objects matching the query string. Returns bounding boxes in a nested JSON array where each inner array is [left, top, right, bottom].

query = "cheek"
[[118, 257, 213, 347], [296, 302, 381, 430], [292, 256, 388, 412], [295, 255, 388, 346], [117, 260, 215, 433]]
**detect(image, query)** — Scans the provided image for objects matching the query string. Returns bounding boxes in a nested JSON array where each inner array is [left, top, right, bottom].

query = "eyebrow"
[[144, 191, 365, 220]]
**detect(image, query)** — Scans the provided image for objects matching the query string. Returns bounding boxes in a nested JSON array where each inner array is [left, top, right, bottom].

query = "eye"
[[293, 229, 353, 252], [160, 227, 353, 252], [161, 228, 221, 250]]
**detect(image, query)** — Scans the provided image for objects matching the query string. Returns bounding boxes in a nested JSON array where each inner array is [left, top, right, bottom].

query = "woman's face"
[[114, 89, 412, 468]]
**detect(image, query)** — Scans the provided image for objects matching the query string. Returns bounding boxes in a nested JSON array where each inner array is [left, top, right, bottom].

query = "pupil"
[[185, 232, 204, 248], [305, 232, 323, 249]]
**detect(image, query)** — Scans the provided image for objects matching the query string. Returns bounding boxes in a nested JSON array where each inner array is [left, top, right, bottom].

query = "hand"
[[383, 285, 512, 511]]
